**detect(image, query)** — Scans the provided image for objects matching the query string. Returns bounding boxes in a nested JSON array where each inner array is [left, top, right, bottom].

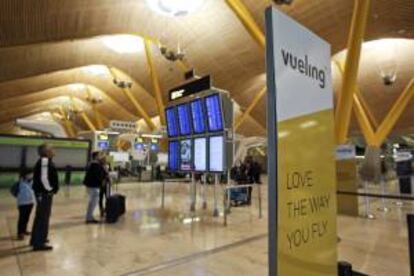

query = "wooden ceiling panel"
[[0, 0, 413, 136]]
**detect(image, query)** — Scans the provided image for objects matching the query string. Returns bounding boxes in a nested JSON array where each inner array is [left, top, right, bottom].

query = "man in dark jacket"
[[84, 151, 107, 223], [31, 144, 59, 251]]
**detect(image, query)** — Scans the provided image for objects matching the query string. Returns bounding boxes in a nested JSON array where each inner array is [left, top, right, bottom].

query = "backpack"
[[10, 181, 20, 197]]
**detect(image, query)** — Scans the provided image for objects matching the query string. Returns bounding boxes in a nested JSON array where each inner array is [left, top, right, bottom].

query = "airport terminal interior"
[[0, 0, 414, 275]]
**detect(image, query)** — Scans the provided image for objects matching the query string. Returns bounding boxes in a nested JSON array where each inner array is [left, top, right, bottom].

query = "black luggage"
[[104, 176, 126, 223], [115, 194, 126, 215], [106, 195, 120, 223]]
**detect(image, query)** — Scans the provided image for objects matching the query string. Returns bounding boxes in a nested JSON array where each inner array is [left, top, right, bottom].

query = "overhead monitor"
[[205, 94, 224, 132], [180, 139, 192, 171], [177, 103, 192, 136], [135, 143, 144, 150], [150, 144, 159, 151], [190, 98, 206, 134], [97, 141, 109, 150], [165, 107, 179, 137], [193, 137, 207, 171], [168, 141, 180, 171], [209, 135, 224, 172]]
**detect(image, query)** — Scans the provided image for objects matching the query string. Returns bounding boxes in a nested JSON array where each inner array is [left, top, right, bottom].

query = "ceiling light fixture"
[[82, 65, 109, 77], [363, 38, 400, 86], [146, 0, 204, 17], [101, 35, 144, 54]]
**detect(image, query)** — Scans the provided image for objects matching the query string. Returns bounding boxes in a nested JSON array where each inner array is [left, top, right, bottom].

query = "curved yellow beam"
[[85, 85, 105, 129], [144, 38, 166, 126], [235, 86, 266, 131], [333, 60, 376, 145], [335, 0, 371, 144], [107, 67, 156, 130], [374, 78, 414, 146], [225, 0, 265, 49]]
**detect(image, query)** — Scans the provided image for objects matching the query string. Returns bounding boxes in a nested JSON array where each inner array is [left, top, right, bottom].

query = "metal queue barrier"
[[223, 183, 263, 226], [160, 174, 221, 217], [160, 177, 191, 209]]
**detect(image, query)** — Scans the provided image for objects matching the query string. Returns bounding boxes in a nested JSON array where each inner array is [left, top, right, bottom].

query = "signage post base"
[[190, 173, 196, 212], [213, 174, 219, 217]]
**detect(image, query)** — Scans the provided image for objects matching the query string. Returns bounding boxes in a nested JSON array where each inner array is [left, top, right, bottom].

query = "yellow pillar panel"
[[335, 0, 370, 144], [225, 0, 265, 49], [375, 78, 414, 146], [235, 86, 266, 130], [144, 38, 166, 126]]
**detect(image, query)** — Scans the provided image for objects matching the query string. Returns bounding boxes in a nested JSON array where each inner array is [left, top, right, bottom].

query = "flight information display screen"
[[180, 139, 192, 171], [209, 136, 224, 172], [97, 141, 109, 150], [177, 104, 192, 136], [205, 94, 224, 132], [168, 141, 179, 171], [165, 107, 179, 137], [190, 99, 206, 134], [194, 137, 207, 171]]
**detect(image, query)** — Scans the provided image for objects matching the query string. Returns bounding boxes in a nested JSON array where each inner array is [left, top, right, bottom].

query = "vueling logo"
[[281, 49, 326, 89]]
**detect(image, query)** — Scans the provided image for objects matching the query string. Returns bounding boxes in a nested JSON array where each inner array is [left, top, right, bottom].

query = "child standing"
[[16, 170, 35, 240]]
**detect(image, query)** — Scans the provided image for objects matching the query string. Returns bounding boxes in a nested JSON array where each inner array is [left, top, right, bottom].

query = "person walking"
[[16, 169, 35, 240], [84, 151, 107, 224], [31, 144, 59, 251]]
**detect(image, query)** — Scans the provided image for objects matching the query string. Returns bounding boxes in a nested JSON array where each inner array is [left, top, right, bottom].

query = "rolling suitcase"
[[106, 195, 120, 223], [105, 179, 126, 223]]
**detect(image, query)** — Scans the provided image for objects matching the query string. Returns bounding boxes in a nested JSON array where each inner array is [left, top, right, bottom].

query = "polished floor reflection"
[[0, 178, 411, 275]]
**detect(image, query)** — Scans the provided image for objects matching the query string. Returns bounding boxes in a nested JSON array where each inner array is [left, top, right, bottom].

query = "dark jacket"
[[83, 161, 107, 188], [33, 158, 59, 195]]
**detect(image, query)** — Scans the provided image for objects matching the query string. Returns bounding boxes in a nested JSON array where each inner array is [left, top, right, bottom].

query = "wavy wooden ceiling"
[[0, 0, 413, 137]]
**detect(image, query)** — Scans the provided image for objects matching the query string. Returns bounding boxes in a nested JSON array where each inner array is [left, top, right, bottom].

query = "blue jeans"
[[86, 188, 99, 221]]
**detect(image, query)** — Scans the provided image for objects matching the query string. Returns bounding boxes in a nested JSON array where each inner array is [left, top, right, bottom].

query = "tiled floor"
[[0, 178, 411, 275]]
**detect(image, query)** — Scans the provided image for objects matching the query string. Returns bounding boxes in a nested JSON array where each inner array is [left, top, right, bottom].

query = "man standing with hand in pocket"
[[31, 144, 59, 251]]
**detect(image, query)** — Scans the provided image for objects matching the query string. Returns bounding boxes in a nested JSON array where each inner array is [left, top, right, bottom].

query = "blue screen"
[[150, 144, 159, 151], [190, 99, 206, 134], [177, 104, 192, 136], [97, 141, 109, 149], [205, 94, 223, 132], [135, 143, 144, 150], [165, 107, 179, 137], [168, 141, 179, 171]]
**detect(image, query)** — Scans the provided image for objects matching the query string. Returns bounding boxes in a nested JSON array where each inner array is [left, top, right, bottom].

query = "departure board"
[[177, 104, 192, 136], [168, 141, 179, 171], [205, 94, 224, 132], [165, 107, 179, 137], [190, 99, 206, 134]]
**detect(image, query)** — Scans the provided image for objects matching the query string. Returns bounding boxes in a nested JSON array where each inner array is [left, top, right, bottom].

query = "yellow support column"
[[144, 38, 166, 125], [85, 86, 105, 130], [70, 96, 96, 131], [333, 60, 377, 144], [352, 94, 376, 145], [57, 108, 76, 137], [333, 60, 378, 130], [235, 86, 266, 130], [374, 78, 414, 146], [225, 0, 265, 48], [335, 0, 371, 144], [79, 112, 97, 132], [107, 67, 156, 131]]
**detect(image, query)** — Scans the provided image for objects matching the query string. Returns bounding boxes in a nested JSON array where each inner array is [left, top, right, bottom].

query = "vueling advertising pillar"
[[265, 7, 337, 276]]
